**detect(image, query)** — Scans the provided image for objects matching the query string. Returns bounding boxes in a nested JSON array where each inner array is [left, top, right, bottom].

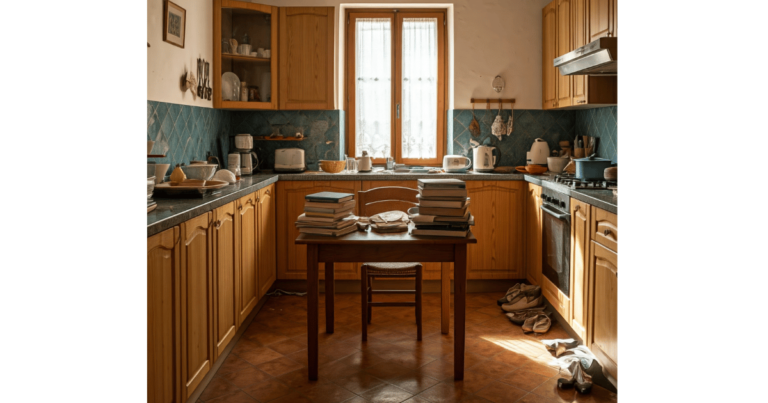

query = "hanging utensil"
[[491, 99, 505, 140], [469, 102, 481, 137], [197, 58, 202, 98], [505, 101, 514, 135], [205, 61, 211, 100]]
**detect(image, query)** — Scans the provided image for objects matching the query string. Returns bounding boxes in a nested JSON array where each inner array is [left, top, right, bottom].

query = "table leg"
[[441, 263, 450, 335], [325, 262, 334, 334], [453, 245, 467, 380], [361, 264, 368, 342], [307, 244, 319, 381]]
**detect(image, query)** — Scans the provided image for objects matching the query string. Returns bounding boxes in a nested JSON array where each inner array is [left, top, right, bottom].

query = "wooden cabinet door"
[[361, 180, 442, 280], [180, 213, 214, 399], [542, 1, 558, 109], [277, 181, 362, 279], [589, 240, 618, 380], [592, 207, 618, 252], [258, 184, 277, 298], [556, 0, 573, 108], [148, 227, 181, 403], [589, 0, 615, 42], [572, 0, 588, 105], [279, 7, 335, 110], [569, 198, 590, 341], [236, 193, 259, 325], [213, 202, 238, 359], [525, 183, 543, 286], [465, 181, 524, 279]]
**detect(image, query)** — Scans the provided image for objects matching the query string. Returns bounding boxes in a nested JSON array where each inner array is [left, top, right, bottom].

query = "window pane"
[[401, 18, 437, 159], [355, 18, 391, 158]]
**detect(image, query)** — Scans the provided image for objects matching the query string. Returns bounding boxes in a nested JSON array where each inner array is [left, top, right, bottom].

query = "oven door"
[[541, 203, 571, 295]]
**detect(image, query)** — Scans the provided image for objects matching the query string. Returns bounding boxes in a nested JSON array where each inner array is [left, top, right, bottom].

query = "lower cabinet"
[[237, 193, 259, 325], [147, 228, 181, 403], [525, 183, 543, 285], [276, 180, 362, 279], [258, 184, 277, 297], [179, 213, 215, 399], [569, 198, 591, 341], [589, 237, 618, 381], [213, 202, 238, 359]]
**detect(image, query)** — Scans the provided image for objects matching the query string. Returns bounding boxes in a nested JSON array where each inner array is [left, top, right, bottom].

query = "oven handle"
[[540, 204, 571, 222]]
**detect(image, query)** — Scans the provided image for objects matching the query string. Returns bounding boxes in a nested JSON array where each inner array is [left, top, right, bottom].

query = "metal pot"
[[574, 155, 612, 180]]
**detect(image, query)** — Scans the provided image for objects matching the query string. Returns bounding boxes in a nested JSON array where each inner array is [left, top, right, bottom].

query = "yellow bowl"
[[319, 160, 346, 173]]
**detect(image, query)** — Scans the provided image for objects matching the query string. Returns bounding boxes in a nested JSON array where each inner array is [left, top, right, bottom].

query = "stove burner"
[[553, 174, 617, 190]]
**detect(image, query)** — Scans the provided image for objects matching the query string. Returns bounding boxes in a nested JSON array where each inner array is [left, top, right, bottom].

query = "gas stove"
[[553, 173, 617, 190]]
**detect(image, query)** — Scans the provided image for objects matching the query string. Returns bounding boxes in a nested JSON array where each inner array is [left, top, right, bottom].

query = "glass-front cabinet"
[[214, 0, 278, 110]]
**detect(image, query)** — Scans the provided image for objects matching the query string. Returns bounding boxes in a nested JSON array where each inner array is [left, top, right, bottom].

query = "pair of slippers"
[[557, 360, 593, 394], [505, 307, 551, 334], [498, 284, 543, 312]]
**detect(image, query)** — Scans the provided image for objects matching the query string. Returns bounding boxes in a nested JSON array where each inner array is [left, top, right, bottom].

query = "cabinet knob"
[[574, 205, 579, 212], [604, 229, 611, 236], [256, 196, 260, 202], [238, 205, 243, 211], [215, 220, 222, 229], [266, 189, 271, 195]]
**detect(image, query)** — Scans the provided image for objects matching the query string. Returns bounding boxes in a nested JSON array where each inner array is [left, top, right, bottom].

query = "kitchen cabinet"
[[464, 181, 525, 279], [589, 0, 615, 42], [279, 7, 335, 110], [525, 183, 543, 286], [593, 207, 618, 252], [258, 184, 277, 297], [588, 239, 618, 381], [569, 198, 591, 341], [213, 202, 238, 359], [361, 180, 443, 280], [542, 1, 558, 110], [556, 0, 573, 108], [571, 0, 617, 107], [147, 228, 181, 403], [277, 181, 362, 279], [213, 0, 279, 110], [236, 193, 259, 325], [179, 213, 214, 399]]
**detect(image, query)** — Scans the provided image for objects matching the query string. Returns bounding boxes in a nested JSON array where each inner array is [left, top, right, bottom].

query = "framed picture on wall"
[[163, 1, 186, 48]]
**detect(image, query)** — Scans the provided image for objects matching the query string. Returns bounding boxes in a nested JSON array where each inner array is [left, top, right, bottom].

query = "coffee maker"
[[230, 134, 260, 175]]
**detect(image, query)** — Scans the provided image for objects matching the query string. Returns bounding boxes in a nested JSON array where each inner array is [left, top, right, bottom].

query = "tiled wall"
[[229, 110, 344, 171], [574, 106, 618, 163], [147, 101, 230, 171]]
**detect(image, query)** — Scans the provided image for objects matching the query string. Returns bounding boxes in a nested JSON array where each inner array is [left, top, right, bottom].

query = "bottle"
[[240, 82, 249, 102]]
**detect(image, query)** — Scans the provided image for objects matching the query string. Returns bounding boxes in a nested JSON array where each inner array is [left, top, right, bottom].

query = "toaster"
[[274, 148, 306, 172]]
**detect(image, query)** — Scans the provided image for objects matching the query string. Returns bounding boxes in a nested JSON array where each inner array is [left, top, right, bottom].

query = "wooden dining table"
[[296, 224, 477, 381]]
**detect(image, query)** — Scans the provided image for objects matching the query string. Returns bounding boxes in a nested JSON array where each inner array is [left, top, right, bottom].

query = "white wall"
[[147, 0, 213, 107], [147, 0, 551, 109]]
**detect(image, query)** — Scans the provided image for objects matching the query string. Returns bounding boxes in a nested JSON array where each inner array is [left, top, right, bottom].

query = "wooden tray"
[[154, 180, 229, 197]]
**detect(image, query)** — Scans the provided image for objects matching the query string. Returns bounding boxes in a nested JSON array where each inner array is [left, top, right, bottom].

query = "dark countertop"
[[148, 170, 617, 237]]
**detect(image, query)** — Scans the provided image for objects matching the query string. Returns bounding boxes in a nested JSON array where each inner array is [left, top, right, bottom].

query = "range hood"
[[554, 37, 617, 76]]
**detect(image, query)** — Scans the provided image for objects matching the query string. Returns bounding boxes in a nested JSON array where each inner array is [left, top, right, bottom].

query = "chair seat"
[[363, 262, 421, 277]]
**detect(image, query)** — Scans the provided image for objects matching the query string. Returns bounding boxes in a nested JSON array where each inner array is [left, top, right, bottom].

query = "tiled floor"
[[198, 292, 617, 403]]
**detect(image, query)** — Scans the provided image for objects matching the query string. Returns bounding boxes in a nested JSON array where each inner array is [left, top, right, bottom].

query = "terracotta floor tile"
[[530, 378, 577, 403], [467, 359, 515, 379], [300, 383, 357, 403], [231, 339, 263, 356], [256, 356, 305, 377], [416, 358, 455, 381], [199, 377, 240, 401], [518, 361, 560, 378], [473, 380, 527, 403], [245, 329, 290, 346], [268, 391, 313, 403], [365, 360, 416, 380], [333, 370, 386, 394], [205, 390, 260, 403], [402, 396, 432, 403], [515, 393, 560, 403], [458, 395, 493, 403], [217, 354, 256, 376], [572, 384, 618, 403], [489, 350, 534, 368], [236, 346, 284, 366], [218, 365, 273, 388], [321, 340, 363, 361], [415, 382, 469, 403], [441, 370, 495, 394], [318, 356, 367, 380], [241, 378, 293, 402], [497, 369, 552, 392], [276, 367, 334, 389], [359, 384, 414, 403], [386, 373, 442, 395], [285, 349, 336, 368], [268, 338, 308, 355]]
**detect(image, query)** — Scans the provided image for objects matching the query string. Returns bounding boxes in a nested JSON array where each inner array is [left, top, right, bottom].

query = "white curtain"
[[355, 19, 391, 158], [401, 18, 437, 159]]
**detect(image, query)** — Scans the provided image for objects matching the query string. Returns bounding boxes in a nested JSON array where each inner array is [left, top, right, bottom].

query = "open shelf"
[[254, 136, 305, 141], [222, 53, 271, 64], [221, 100, 275, 110]]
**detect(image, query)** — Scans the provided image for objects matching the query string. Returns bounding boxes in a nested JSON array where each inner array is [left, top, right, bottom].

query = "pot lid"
[[574, 157, 611, 162]]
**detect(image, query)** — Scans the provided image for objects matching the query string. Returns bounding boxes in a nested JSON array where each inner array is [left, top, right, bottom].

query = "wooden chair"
[[357, 186, 423, 341]]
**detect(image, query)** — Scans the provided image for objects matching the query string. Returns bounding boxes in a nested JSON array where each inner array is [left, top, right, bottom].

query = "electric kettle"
[[529, 138, 550, 165], [473, 146, 496, 172]]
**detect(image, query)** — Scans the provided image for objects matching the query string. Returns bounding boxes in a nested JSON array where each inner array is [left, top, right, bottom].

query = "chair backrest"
[[357, 186, 419, 217]]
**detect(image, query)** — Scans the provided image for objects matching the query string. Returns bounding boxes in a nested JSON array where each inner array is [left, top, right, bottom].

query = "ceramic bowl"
[[181, 164, 218, 180], [525, 165, 548, 174], [147, 176, 155, 199], [319, 160, 345, 174]]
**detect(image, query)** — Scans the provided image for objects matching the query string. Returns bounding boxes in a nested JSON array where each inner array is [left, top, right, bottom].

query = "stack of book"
[[295, 191, 358, 236], [410, 179, 474, 237]]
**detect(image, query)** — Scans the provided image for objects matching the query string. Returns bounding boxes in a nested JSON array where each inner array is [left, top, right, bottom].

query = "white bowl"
[[547, 157, 570, 173], [181, 164, 218, 180]]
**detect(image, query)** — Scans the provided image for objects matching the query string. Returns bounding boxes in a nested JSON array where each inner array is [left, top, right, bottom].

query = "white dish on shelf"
[[221, 72, 240, 101]]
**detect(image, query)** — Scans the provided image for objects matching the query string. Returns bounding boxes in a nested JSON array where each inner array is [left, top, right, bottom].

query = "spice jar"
[[240, 81, 249, 102]]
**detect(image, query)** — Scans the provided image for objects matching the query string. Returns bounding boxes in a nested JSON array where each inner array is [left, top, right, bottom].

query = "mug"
[[357, 156, 372, 171], [228, 153, 241, 170], [264, 49, 271, 58], [345, 157, 358, 172], [237, 44, 252, 55], [443, 155, 472, 171]]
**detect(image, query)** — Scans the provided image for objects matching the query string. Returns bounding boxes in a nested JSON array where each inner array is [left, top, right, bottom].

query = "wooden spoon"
[[469, 103, 481, 137]]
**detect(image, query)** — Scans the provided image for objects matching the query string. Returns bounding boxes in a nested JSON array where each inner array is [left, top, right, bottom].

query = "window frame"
[[345, 9, 447, 166]]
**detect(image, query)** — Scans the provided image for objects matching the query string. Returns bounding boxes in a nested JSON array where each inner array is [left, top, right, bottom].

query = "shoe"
[[522, 316, 536, 333], [576, 381, 593, 394], [501, 286, 542, 312], [505, 307, 546, 325], [557, 377, 575, 389], [497, 283, 523, 306], [532, 315, 551, 334]]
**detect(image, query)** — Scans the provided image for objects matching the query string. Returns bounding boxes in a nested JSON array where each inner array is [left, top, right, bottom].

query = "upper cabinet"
[[213, 1, 278, 110], [556, 0, 572, 109], [589, 0, 615, 42], [542, 2, 557, 110], [279, 7, 335, 110]]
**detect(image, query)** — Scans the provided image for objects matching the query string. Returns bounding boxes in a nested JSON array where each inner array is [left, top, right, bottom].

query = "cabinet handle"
[[604, 229, 611, 236], [256, 196, 260, 202], [574, 205, 579, 212], [238, 205, 243, 211], [266, 189, 271, 195], [215, 220, 222, 229]]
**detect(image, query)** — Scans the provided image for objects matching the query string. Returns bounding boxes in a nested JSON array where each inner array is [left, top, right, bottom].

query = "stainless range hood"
[[554, 37, 617, 76]]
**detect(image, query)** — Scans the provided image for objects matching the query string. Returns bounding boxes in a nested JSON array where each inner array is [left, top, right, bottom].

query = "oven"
[[540, 187, 571, 295]]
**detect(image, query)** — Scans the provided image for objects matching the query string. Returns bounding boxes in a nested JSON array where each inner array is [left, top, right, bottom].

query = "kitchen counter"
[[147, 170, 617, 236]]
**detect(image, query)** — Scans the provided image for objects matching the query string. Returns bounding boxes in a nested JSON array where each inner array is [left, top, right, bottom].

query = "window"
[[346, 10, 446, 165]]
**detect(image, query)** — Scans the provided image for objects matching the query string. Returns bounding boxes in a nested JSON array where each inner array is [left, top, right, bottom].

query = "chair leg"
[[361, 265, 368, 342], [367, 275, 373, 324], [416, 267, 423, 341]]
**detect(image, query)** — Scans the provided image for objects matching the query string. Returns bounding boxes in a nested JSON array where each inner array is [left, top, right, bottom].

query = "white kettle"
[[529, 138, 550, 165], [473, 146, 496, 172]]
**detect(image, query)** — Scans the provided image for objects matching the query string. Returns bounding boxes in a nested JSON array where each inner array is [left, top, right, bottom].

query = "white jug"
[[357, 150, 373, 172], [473, 146, 496, 172]]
